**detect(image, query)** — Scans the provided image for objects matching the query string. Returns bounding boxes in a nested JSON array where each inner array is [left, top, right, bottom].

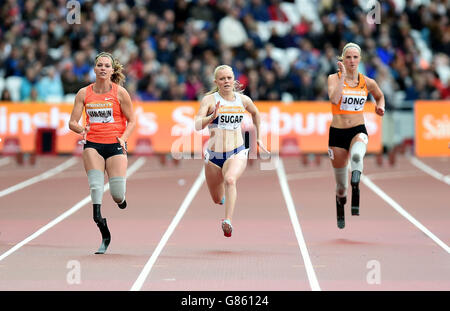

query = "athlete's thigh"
[[105, 154, 128, 178], [222, 155, 247, 181], [205, 161, 224, 192], [82, 148, 105, 172], [329, 146, 349, 168]]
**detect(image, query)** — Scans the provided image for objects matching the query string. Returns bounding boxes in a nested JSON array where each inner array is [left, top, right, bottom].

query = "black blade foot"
[[95, 218, 111, 254], [351, 171, 361, 216], [336, 196, 346, 229], [95, 238, 111, 254]]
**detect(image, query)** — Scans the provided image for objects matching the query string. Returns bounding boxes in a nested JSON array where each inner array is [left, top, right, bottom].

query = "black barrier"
[[36, 128, 56, 155]]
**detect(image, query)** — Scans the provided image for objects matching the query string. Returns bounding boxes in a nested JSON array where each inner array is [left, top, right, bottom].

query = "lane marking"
[[0, 157, 78, 198], [0, 157, 11, 167], [0, 157, 146, 262], [362, 174, 450, 254], [130, 167, 205, 291], [409, 156, 450, 185], [276, 157, 321, 291]]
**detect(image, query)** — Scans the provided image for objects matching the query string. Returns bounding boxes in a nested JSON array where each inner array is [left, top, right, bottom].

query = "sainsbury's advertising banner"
[[415, 101, 450, 157], [0, 101, 382, 155]]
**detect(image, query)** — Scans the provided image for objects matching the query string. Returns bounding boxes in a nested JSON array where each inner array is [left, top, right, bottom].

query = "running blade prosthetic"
[[351, 171, 361, 216], [95, 218, 111, 254], [336, 196, 346, 229]]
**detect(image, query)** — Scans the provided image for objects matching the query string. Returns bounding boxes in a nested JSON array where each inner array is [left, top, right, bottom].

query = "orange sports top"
[[84, 82, 126, 144], [332, 72, 369, 115]]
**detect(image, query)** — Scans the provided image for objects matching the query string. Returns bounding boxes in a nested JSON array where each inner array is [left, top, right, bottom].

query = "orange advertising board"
[[415, 101, 450, 157], [0, 101, 382, 154]]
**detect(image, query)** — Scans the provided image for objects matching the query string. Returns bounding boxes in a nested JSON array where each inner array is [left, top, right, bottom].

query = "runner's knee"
[[224, 175, 236, 187]]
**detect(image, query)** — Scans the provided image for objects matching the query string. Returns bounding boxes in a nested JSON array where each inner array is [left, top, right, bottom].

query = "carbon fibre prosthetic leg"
[[336, 196, 346, 229], [351, 170, 361, 216], [93, 204, 111, 254]]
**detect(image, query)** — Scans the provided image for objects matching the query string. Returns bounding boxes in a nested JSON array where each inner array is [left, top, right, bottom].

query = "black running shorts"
[[84, 140, 127, 160], [328, 124, 368, 151]]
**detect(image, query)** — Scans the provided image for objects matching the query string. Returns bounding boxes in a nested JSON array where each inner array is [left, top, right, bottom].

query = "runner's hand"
[[257, 139, 270, 158], [337, 61, 346, 78], [375, 105, 385, 116], [78, 124, 90, 144], [210, 101, 220, 121], [116, 137, 127, 154]]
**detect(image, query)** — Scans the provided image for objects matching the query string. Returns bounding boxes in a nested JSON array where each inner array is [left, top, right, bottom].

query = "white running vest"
[[209, 92, 245, 130]]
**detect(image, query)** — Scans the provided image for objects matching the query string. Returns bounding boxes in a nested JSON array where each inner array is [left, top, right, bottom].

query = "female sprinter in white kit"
[[195, 65, 269, 237]]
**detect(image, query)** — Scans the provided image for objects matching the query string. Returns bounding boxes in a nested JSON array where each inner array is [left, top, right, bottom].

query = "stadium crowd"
[[0, 0, 449, 107]]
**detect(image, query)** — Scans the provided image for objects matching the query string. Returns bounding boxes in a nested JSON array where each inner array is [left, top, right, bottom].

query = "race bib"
[[86, 102, 115, 124], [340, 90, 367, 112], [217, 105, 245, 130]]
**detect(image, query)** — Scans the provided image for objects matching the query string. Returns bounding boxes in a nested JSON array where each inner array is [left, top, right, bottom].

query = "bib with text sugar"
[[213, 92, 246, 130]]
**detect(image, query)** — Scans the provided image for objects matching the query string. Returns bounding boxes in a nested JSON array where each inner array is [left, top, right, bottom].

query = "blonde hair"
[[94, 52, 126, 85], [205, 65, 244, 95], [337, 42, 361, 61]]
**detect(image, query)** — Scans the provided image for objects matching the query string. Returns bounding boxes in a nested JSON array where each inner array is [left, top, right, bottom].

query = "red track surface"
[[0, 154, 448, 291]]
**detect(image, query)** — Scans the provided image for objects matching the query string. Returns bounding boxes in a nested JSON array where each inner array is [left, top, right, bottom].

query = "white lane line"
[[0, 157, 146, 262], [130, 167, 205, 291], [362, 174, 450, 254], [409, 156, 450, 185], [0, 157, 11, 167], [276, 157, 321, 291], [0, 157, 78, 198]]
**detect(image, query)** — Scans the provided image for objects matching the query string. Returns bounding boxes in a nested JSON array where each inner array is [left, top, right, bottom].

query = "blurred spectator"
[[297, 70, 315, 100], [268, 0, 289, 22], [0, 0, 447, 103], [185, 74, 204, 100], [93, 0, 113, 25], [248, 0, 271, 22], [4, 47, 23, 77], [27, 87, 39, 102], [1, 89, 12, 101], [218, 7, 248, 48], [376, 64, 398, 109], [139, 78, 161, 101], [20, 67, 38, 101], [72, 52, 91, 81], [61, 65, 86, 95], [189, 0, 215, 24], [36, 66, 64, 102]]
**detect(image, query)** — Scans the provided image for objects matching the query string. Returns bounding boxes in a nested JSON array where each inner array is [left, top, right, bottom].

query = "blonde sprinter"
[[327, 43, 385, 229], [195, 65, 269, 237]]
